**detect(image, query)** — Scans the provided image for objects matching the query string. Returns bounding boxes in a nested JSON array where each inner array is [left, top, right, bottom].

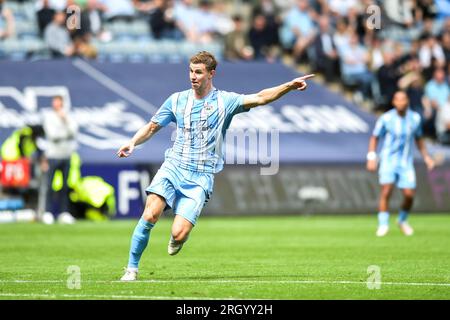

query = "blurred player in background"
[[367, 91, 435, 237], [42, 95, 79, 224], [117, 51, 314, 281]]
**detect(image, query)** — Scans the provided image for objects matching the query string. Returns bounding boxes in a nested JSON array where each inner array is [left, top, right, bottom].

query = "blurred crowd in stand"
[[1, 0, 450, 144]]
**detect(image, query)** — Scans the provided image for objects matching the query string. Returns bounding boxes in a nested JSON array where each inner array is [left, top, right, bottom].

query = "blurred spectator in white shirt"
[[36, 0, 68, 11], [194, 0, 216, 43], [280, 0, 317, 61], [86, 0, 106, 36], [209, 2, 233, 36], [418, 33, 446, 69], [173, 0, 198, 41], [99, 0, 135, 22], [384, 0, 414, 28], [423, 68, 450, 138], [44, 11, 75, 57], [333, 17, 351, 52], [338, 32, 374, 98], [328, 0, 358, 17]]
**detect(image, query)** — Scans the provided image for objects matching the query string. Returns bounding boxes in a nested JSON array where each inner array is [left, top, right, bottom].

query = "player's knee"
[[142, 210, 159, 224], [381, 188, 392, 198], [172, 225, 190, 242], [404, 191, 415, 201], [142, 195, 165, 223]]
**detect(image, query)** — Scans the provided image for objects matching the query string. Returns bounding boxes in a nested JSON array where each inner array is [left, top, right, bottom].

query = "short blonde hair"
[[189, 51, 218, 71]]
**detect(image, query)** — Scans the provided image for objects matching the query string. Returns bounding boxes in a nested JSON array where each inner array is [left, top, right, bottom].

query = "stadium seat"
[[109, 53, 127, 63], [8, 51, 27, 61], [114, 34, 137, 43], [136, 35, 153, 43], [15, 20, 39, 38], [104, 20, 150, 38], [179, 41, 199, 60], [129, 21, 149, 36], [179, 41, 223, 60], [12, 12, 28, 23], [140, 42, 163, 63], [0, 38, 47, 61], [18, 33, 40, 41], [128, 53, 146, 63]]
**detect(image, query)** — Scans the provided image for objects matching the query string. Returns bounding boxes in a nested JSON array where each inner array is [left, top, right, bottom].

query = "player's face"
[[52, 97, 63, 110], [54, 12, 66, 25], [189, 63, 214, 91], [392, 92, 409, 113]]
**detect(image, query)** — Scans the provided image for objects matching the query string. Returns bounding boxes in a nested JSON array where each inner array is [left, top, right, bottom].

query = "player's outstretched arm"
[[415, 138, 435, 171], [242, 74, 315, 109], [117, 121, 161, 158], [366, 136, 378, 172]]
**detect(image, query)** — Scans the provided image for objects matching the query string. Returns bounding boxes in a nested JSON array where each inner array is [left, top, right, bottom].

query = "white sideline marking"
[[0, 293, 234, 300], [1, 279, 450, 287]]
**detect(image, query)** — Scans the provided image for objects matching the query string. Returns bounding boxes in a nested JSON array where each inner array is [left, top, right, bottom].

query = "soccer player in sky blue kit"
[[117, 51, 315, 281], [366, 91, 435, 237]]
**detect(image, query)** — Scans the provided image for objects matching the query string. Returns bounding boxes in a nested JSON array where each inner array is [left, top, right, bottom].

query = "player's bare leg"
[[376, 184, 394, 237], [121, 194, 166, 281], [142, 193, 166, 223], [398, 188, 415, 236], [168, 215, 194, 256]]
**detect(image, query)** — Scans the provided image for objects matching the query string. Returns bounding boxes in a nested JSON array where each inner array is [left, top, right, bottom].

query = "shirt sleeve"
[[150, 94, 176, 127], [372, 116, 386, 137], [222, 91, 247, 118]]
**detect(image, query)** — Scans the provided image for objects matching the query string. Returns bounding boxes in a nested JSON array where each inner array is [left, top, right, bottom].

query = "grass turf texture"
[[0, 214, 449, 300]]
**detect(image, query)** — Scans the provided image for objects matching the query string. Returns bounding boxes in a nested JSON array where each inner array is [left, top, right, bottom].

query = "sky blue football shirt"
[[151, 87, 247, 173], [372, 109, 422, 171]]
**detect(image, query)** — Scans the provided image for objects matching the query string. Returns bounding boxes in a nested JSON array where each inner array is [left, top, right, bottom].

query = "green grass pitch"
[[0, 214, 449, 300]]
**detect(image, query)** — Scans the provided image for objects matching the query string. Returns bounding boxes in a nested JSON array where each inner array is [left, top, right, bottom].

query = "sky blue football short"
[[379, 165, 416, 189], [146, 160, 214, 225]]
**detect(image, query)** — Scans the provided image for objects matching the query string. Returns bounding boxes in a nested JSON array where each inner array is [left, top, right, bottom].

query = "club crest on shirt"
[[203, 102, 214, 113]]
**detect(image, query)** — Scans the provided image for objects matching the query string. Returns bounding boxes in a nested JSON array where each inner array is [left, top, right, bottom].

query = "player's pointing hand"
[[117, 142, 135, 158], [291, 74, 315, 91]]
